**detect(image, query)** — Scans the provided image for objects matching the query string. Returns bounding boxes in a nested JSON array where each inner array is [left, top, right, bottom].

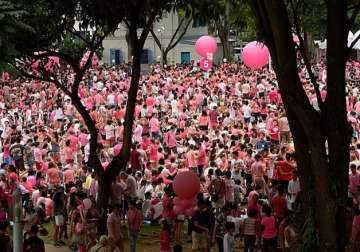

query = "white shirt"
[[107, 94, 115, 106], [104, 124, 115, 140], [242, 105, 252, 118], [223, 232, 235, 252], [288, 179, 300, 195], [257, 83, 265, 93]]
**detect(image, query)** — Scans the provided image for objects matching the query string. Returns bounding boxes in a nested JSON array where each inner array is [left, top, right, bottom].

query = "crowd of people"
[[0, 59, 359, 252]]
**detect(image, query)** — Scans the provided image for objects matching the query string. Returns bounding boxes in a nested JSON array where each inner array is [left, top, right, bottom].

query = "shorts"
[[192, 231, 208, 250], [55, 215, 64, 226], [263, 236, 277, 249]]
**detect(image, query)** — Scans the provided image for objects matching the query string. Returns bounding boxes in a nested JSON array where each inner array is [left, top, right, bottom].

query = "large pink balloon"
[[181, 197, 197, 209], [173, 171, 200, 199], [195, 35, 217, 57], [242, 41, 270, 69], [173, 205, 185, 215], [185, 207, 196, 217], [173, 197, 181, 206]]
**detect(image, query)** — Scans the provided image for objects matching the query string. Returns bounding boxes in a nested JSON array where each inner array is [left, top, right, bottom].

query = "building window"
[[110, 49, 123, 65], [181, 52, 191, 64], [141, 49, 153, 64]]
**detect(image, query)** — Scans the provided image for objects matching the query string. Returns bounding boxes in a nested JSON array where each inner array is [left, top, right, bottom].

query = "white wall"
[[101, 11, 220, 65]]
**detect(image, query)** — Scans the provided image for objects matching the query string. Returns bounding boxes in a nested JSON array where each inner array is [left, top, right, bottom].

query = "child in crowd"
[[261, 205, 278, 252], [160, 219, 171, 252], [241, 208, 259, 252], [223, 222, 236, 252]]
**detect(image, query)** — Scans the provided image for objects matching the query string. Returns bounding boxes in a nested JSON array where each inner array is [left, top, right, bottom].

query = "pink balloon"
[[293, 34, 300, 44], [195, 35, 217, 57], [173, 205, 185, 215], [102, 162, 109, 171], [200, 57, 213, 71], [27, 176, 36, 186], [180, 197, 197, 209], [173, 171, 200, 199], [83, 198, 92, 210], [173, 197, 181, 206], [242, 41, 270, 70], [185, 207, 196, 217]]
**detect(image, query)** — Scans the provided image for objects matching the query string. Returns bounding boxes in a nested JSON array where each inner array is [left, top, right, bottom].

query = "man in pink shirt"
[[251, 154, 266, 192], [164, 126, 177, 153], [349, 164, 360, 198], [63, 165, 75, 185], [149, 115, 160, 138], [46, 163, 60, 188]]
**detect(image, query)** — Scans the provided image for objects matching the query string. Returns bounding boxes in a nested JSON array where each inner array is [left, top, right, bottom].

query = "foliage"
[[0, 0, 33, 62], [286, 0, 327, 40], [2, 0, 125, 65]]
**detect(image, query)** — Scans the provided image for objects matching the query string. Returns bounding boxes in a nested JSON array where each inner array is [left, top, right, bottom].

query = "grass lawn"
[[40, 222, 194, 252]]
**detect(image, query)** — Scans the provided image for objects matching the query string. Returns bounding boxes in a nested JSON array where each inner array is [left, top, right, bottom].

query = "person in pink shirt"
[[78, 129, 89, 148], [63, 140, 74, 164], [261, 205, 278, 251], [349, 164, 360, 198], [251, 154, 266, 192], [186, 145, 197, 171], [46, 162, 60, 187], [149, 115, 160, 138], [164, 126, 177, 153], [63, 165, 75, 185], [196, 142, 207, 176], [33, 142, 43, 171], [199, 111, 209, 131], [269, 120, 280, 145], [150, 138, 161, 162], [209, 106, 219, 130]]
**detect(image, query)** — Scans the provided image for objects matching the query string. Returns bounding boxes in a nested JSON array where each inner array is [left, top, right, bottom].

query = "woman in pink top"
[[261, 205, 278, 251], [64, 140, 74, 163], [199, 110, 209, 131]]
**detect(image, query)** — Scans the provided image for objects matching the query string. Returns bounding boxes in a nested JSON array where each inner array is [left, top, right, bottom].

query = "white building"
[[102, 12, 223, 65]]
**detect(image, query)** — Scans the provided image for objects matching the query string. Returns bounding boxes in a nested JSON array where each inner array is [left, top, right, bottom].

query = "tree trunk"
[[326, 1, 351, 250], [249, 1, 350, 251], [106, 29, 142, 178], [96, 174, 112, 234], [221, 36, 230, 60], [163, 49, 168, 66]]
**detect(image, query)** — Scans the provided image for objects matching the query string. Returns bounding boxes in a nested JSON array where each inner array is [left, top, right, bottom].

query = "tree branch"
[[32, 50, 80, 73], [347, 2, 360, 32], [150, 28, 162, 49], [167, 17, 185, 48], [167, 18, 191, 52], [139, 10, 160, 47], [290, 0, 324, 112], [65, 26, 92, 47]]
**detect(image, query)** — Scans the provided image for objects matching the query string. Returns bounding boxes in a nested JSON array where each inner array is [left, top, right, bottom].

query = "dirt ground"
[[41, 223, 195, 252]]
